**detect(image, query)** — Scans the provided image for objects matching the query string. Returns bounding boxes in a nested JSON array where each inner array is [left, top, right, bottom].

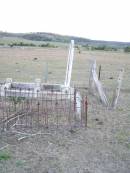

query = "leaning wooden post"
[[88, 60, 96, 94], [64, 40, 74, 88], [111, 68, 124, 109], [89, 60, 109, 106]]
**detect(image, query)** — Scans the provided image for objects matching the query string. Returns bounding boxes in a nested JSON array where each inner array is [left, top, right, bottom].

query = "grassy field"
[[0, 47, 130, 173], [0, 47, 130, 89]]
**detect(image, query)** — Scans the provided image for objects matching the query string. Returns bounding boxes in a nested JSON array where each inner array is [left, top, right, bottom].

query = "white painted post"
[[111, 68, 124, 109], [1, 78, 12, 96], [5, 78, 12, 89], [76, 92, 81, 115], [89, 60, 109, 106], [34, 78, 41, 97], [64, 40, 74, 88]]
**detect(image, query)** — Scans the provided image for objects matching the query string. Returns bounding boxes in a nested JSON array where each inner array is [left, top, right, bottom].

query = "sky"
[[0, 0, 130, 42]]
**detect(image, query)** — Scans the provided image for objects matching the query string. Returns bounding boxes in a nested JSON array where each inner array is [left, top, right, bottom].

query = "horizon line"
[[0, 30, 130, 43]]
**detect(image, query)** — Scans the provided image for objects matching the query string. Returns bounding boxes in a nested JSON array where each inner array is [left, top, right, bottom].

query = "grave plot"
[[0, 40, 88, 133], [0, 87, 88, 133]]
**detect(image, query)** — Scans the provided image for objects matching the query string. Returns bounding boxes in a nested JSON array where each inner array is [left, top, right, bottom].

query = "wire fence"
[[0, 84, 88, 133]]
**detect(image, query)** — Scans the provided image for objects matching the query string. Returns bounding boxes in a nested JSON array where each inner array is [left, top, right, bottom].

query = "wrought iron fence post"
[[85, 96, 88, 127], [98, 65, 102, 80], [4, 87, 7, 130], [74, 88, 76, 112], [37, 101, 40, 129]]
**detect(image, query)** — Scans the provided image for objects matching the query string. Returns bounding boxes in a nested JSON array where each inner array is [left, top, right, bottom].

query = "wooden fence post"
[[111, 68, 124, 109]]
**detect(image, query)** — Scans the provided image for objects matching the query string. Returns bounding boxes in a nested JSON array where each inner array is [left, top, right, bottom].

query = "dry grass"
[[0, 47, 130, 89], [0, 47, 130, 173]]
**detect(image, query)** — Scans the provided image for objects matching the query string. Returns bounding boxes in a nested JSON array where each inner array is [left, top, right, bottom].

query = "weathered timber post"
[[111, 68, 124, 109]]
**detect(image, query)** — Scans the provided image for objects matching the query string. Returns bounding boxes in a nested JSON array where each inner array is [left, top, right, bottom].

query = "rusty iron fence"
[[0, 85, 88, 133]]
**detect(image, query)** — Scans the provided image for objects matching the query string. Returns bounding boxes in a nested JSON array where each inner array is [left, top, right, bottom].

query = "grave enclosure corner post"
[[85, 96, 88, 128]]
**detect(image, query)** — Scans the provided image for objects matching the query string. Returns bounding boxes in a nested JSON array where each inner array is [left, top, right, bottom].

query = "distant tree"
[[124, 47, 130, 52], [0, 43, 4, 46], [8, 42, 36, 47]]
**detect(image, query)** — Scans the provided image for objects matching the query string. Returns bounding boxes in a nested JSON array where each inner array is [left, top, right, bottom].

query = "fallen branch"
[[0, 144, 9, 151], [10, 130, 52, 141]]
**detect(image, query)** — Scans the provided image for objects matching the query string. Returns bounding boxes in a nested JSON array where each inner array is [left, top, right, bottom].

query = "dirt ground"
[[0, 47, 130, 173]]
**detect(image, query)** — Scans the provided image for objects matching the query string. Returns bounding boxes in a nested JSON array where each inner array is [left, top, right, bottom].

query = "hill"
[[0, 31, 130, 49]]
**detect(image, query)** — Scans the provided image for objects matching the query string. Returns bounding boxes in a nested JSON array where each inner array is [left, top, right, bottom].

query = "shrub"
[[124, 47, 130, 52], [0, 43, 4, 46], [40, 43, 57, 48], [9, 42, 36, 47], [91, 46, 117, 51], [0, 151, 11, 161]]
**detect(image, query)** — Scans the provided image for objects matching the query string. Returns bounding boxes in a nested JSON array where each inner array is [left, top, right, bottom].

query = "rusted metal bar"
[[74, 88, 76, 112], [98, 65, 101, 80], [85, 96, 88, 127], [37, 90, 39, 128], [80, 94, 83, 127], [55, 91, 59, 128]]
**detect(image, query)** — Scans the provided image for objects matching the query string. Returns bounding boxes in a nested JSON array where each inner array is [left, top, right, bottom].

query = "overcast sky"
[[0, 0, 130, 42]]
